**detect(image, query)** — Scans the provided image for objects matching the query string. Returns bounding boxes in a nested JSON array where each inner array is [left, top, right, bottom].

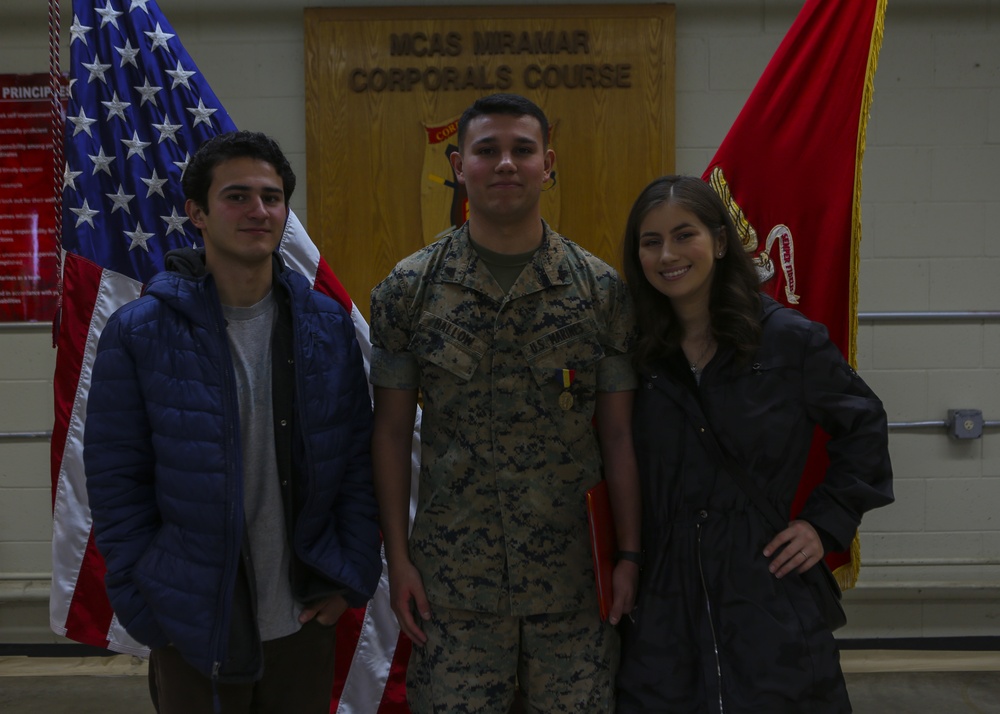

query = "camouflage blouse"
[[370, 221, 637, 615]]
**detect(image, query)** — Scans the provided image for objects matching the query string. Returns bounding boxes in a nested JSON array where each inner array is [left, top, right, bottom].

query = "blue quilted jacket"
[[84, 252, 380, 679]]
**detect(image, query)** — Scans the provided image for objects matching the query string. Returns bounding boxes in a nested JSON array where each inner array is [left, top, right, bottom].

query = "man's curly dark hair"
[[182, 130, 296, 211]]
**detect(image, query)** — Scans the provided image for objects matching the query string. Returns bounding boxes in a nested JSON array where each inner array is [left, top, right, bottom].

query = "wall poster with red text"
[[0, 73, 66, 322]]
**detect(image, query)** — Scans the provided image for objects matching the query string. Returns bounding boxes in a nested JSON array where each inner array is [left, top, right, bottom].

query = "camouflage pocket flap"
[[409, 311, 487, 382], [522, 317, 601, 362], [523, 320, 605, 388]]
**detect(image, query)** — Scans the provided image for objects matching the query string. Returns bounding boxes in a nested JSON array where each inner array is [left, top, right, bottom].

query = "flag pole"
[[48, 0, 64, 343]]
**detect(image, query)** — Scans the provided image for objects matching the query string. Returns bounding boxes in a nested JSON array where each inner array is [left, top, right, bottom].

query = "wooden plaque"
[[305, 5, 675, 317]]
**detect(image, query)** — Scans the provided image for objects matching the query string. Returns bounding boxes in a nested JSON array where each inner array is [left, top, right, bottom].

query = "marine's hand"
[[388, 560, 431, 646], [299, 594, 349, 627], [608, 559, 639, 625], [763, 519, 824, 579]]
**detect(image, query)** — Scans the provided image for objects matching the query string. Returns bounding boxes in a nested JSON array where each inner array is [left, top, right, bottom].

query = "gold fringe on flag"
[[839, 0, 888, 592]]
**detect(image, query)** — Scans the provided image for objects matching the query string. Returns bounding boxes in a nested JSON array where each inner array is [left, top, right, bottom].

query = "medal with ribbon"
[[558, 368, 575, 410]]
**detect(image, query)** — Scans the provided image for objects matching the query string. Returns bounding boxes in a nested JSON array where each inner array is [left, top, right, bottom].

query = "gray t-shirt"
[[223, 292, 301, 641]]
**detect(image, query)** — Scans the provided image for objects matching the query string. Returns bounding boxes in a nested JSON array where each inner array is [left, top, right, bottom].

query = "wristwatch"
[[616, 550, 643, 566]]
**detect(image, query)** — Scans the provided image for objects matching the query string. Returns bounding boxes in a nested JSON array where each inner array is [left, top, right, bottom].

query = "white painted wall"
[[1, 0, 998, 644]]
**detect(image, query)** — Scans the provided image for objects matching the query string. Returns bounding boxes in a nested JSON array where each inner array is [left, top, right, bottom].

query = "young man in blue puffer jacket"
[[84, 131, 381, 713]]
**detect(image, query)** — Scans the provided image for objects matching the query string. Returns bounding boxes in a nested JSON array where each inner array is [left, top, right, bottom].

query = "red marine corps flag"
[[48, 0, 414, 711], [702, 0, 887, 587]]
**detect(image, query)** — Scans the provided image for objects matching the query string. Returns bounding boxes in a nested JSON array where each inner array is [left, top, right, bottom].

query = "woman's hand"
[[609, 559, 639, 625], [763, 519, 824, 578]]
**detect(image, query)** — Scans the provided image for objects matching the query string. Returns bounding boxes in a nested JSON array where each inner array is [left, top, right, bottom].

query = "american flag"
[[49, 1, 414, 710]]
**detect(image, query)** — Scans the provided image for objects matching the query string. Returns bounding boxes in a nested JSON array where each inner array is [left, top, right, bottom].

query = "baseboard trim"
[[0, 643, 118, 658], [1, 636, 998, 659], [838, 636, 1000, 650]]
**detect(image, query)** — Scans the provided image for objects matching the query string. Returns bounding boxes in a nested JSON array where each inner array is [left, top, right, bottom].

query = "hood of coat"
[[142, 248, 293, 327], [759, 293, 783, 324], [163, 246, 209, 278]]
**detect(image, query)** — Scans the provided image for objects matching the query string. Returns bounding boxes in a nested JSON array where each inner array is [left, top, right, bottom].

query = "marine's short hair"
[[456, 93, 550, 150]]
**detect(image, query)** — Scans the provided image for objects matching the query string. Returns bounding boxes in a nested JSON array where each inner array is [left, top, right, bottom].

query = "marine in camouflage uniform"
[[371, 94, 641, 714], [371, 218, 636, 712]]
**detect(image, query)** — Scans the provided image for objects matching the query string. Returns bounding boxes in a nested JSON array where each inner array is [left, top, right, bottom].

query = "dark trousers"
[[149, 619, 337, 714]]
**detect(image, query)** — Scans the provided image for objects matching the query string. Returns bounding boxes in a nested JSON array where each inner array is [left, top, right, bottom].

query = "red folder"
[[585, 479, 617, 622]]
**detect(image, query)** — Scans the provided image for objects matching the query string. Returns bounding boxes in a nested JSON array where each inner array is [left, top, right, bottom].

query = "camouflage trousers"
[[406, 605, 618, 714]]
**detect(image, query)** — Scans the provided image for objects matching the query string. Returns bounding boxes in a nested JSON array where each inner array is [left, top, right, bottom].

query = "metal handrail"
[[12, 423, 999, 436], [0, 431, 52, 441], [888, 421, 949, 430], [4, 312, 998, 441], [0, 322, 52, 331], [9, 312, 1000, 326], [859, 311, 1000, 321], [858, 311, 1000, 431], [889, 420, 1000, 430]]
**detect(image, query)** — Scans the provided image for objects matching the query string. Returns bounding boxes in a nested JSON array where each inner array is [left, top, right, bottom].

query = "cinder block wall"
[[1, 0, 998, 645]]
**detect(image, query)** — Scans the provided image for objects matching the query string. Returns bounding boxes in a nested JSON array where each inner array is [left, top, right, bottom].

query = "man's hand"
[[594, 390, 642, 626], [371, 387, 427, 643], [608, 559, 639, 626], [388, 560, 432, 646], [299, 594, 349, 627], [763, 519, 825, 579]]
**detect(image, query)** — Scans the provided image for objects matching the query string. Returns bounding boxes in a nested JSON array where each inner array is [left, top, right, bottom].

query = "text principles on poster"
[[0, 74, 63, 322], [349, 30, 632, 92]]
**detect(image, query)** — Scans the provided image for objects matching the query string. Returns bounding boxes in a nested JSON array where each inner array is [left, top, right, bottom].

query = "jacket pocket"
[[732, 351, 805, 425], [523, 318, 604, 385], [523, 318, 605, 426], [409, 311, 487, 382]]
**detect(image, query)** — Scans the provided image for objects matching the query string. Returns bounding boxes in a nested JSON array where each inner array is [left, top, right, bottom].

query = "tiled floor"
[[1, 650, 999, 713]]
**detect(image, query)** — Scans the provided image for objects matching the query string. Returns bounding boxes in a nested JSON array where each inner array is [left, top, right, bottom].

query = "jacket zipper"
[[208, 281, 245, 678], [282, 273, 310, 549], [697, 523, 725, 714]]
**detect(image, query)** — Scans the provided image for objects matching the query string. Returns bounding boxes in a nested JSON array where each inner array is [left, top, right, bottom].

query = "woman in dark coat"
[[616, 175, 893, 713]]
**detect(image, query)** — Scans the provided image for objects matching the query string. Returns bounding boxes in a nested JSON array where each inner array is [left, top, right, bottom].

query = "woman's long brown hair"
[[621, 175, 763, 371]]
